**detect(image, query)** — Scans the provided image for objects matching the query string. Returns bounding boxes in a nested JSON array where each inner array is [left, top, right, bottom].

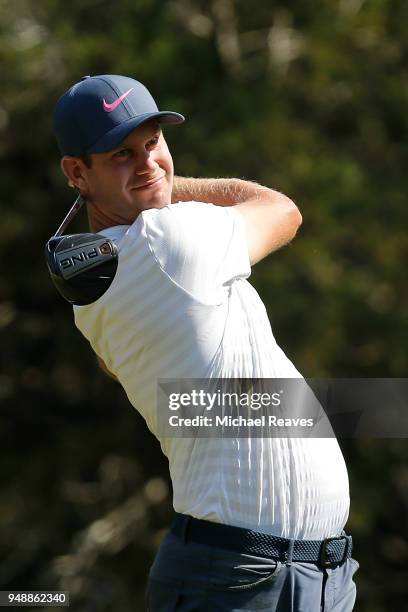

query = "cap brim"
[[87, 112, 185, 154]]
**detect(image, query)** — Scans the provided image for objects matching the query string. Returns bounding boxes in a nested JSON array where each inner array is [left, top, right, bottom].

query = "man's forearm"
[[171, 176, 274, 207]]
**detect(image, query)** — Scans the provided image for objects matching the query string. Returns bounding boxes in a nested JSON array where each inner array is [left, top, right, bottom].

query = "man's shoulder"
[[143, 201, 216, 219], [136, 201, 218, 239], [140, 201, 236, 232], [95, 202, 218, 239]]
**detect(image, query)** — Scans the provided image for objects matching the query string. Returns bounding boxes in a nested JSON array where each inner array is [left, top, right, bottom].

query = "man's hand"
[[171, 176, 302, 265]]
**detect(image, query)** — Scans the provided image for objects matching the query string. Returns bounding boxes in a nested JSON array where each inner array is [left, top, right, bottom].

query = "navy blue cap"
[[53, 74, 185, 156]]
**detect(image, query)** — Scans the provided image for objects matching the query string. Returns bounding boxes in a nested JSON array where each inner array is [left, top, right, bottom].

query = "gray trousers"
[[146, 533, 359, 611]]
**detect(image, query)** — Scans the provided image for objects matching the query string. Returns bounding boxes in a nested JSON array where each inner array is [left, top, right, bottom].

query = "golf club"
[[44, 193, 118, 306]]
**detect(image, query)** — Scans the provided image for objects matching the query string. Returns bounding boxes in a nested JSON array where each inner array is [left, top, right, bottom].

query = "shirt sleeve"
[[142, 201, 251, 304]]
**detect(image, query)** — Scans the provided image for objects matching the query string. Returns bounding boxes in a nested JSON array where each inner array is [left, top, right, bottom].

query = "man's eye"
[[148, 136, 160, 146], [114, 149, 131, 159]]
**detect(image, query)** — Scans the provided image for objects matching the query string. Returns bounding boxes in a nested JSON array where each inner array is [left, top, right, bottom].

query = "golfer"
[[53, 74, 359, 611]]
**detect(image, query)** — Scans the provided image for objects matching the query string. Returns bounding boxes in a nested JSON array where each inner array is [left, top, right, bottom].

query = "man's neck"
[[86, 202, 134, 232]]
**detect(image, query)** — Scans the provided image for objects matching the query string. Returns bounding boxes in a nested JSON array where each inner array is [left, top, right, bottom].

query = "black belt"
[[171, 513, 352, 568]]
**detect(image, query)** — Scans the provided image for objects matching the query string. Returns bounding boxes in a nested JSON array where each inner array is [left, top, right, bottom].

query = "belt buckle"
[[319, 535, 349, 568]]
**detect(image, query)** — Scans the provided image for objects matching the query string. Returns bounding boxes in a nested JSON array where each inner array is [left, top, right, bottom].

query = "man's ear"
[[60, 156, 89, 193]]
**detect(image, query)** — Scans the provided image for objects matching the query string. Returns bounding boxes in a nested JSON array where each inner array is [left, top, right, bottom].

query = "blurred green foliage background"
[[0, 0, 407, 610]]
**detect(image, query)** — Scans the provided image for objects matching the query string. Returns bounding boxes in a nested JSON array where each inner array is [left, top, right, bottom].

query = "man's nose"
[[134, 150, 157, 175]]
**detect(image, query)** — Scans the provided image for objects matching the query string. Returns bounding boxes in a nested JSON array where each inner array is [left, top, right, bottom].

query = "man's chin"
[[140, 199, 169, 212], [133, 192, 171, 212]]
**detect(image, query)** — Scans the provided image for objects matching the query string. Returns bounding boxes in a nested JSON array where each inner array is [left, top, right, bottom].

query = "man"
[[53, 74, 358, 611]]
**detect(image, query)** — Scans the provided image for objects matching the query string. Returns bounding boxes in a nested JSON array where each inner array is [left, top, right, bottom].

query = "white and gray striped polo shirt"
[[74, 201, 350, 539]]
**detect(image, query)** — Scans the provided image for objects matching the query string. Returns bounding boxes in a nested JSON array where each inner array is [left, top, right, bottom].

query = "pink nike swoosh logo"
[[102, 88, 133, 112]]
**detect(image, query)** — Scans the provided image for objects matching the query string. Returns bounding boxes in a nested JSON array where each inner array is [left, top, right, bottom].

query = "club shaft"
[[54, 194, 85, 237]]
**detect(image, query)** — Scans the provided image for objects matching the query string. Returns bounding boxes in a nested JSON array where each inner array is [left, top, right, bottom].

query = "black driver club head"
[[44, 195, 119, 306]]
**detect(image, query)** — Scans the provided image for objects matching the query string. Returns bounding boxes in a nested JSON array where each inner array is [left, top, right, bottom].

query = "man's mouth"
[[133, 175, 165, 190]]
